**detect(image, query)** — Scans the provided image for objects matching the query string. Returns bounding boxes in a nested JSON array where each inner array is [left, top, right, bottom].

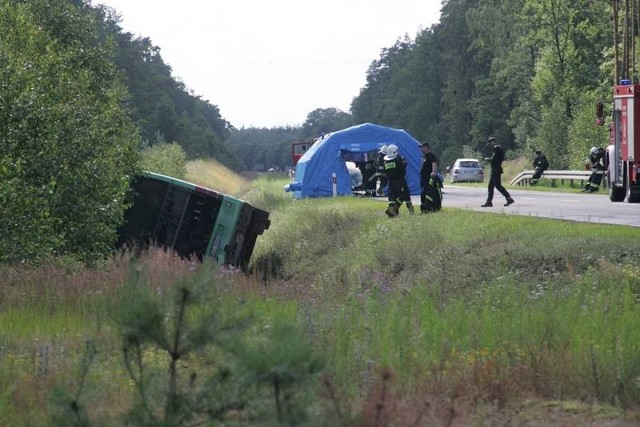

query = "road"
[[410, 186, 640, 228]]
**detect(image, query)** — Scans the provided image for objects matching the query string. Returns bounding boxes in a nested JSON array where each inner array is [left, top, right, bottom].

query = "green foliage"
[[242, 175, 295, 212], [235, 319, 325, 424], [99, 11, 241, 167], [567, 93, 611, 169], [252, 197, 640, 410], [529, 97, 571, 168], [0, 0, 140, 264], [225, 108, 353, 172], [301, 108, 353, 140], [226, 126, 300, 172], [2, 199, 640, 424], [39, 262, 325, 426], [348, 0, 616, 172], [115, 264, 253, 426], [139, 140, 188, 179]]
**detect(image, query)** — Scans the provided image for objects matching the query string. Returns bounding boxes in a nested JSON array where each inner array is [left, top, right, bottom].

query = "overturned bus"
[[117, 171, 270, 270]]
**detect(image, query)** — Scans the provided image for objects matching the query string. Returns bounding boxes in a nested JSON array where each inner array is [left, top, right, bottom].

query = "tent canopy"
[[286, 123, 422, 199]]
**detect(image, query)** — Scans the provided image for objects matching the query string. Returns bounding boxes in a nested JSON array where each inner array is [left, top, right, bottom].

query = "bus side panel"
[[117, 176, 171, 249], [206, 195, 243, 264], [172, 191, 223, 259], [119, 175, 225, 259], [119, 172, 270, 269]]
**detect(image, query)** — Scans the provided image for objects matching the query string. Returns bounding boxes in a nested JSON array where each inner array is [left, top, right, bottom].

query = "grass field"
[[1, 162, 640, 425], [185, 158, 251, 196]]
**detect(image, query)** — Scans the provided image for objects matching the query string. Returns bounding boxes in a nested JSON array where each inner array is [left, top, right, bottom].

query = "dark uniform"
[[482, 136, 514, 207], [373, 147, 388, 196], [383, 144, 414, 217], [358, 161, 377, 196], [531, 150, 549, 186], [583, 147, 606, 192], [419, 142, 442, 212]]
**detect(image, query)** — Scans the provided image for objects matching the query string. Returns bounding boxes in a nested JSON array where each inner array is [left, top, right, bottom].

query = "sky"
[[96, 0, 443, 129]]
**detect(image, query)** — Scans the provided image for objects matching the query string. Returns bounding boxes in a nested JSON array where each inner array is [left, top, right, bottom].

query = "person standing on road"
[[383, 144, 414, 217], [482, 136, 515, 207], [530, 149, 549, 186], [419, 141, 442, 213]]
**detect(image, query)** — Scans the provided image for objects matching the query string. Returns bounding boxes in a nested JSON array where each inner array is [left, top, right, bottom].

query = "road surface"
[[410, 186, 640, 228]]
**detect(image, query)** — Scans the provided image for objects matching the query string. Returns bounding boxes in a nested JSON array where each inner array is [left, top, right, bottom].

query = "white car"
[[450, 158, 484, 183]]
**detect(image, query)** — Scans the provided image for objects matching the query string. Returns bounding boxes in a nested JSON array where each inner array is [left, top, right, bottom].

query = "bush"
[[140, 141, 188, 179]]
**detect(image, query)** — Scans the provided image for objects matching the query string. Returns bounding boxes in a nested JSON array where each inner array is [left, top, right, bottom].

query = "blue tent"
[[286, 123, 422, 199]]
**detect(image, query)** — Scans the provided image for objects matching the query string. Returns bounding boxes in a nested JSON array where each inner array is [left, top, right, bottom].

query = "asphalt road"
[[410, 185, 640, 228]]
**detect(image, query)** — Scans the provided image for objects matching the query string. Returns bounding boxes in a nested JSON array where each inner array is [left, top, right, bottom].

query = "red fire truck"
[[606, 83, 640, 202], [291, 141, 312, 166], [599, 0, 640, 202]]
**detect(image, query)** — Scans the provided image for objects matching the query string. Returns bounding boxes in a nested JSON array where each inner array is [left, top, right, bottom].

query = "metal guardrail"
[[510, 169, 592, 186]]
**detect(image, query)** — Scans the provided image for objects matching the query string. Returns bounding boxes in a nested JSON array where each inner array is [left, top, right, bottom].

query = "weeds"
[[2, 183, 640, 424]]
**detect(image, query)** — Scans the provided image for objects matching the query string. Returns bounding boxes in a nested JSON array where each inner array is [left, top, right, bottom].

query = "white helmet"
[[590, 146, 598, 155], [379, 144, 388, 154], [384, 144, 398, 160]]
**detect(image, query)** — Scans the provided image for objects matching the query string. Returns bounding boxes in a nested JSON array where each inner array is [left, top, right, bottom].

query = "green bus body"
[[117, 171, 270, 269]]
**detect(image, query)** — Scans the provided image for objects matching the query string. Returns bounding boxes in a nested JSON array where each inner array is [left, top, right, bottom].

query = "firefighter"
[[530, 149, 549, 186], [383, 144, 414, 217], [358, 160, 377, 196], [419, 141, 442, 212], [371, 145, 389, 196], [583, 146, 606, 192]]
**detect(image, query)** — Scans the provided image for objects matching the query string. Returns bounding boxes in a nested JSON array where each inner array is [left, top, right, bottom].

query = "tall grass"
[[185, 158, 250, 196], [250, 194, 640, 415], [2, 171, 640, 424]]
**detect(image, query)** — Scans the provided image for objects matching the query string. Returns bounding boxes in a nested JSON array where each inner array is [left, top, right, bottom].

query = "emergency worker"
[[419, 141, 442, 212], [531, 149, 549, 186], [583, 147, 606, 192], [358, 160, 377, 196], [482, 136, 515, 207], [372, 145, 389, 196], [383, 144, 414, 217]]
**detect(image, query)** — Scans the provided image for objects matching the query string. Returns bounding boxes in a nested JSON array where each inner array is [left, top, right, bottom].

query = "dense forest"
[[231, 0, 617, 171], [349, 0, 613, 170], [0, 0, 629, 262]]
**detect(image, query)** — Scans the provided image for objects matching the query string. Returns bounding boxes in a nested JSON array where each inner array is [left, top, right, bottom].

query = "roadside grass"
[[249, 192, 640, 419], [2, 170, 640, 424], [185, 158, 250, 197]]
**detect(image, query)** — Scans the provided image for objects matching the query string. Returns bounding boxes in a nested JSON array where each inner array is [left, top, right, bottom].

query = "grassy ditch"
[[1, 177, 640, 425]]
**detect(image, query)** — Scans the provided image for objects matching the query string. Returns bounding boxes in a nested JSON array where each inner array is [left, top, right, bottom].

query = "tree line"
[[0, 0, 624, 263], [0, 0, 242, 263], [231, 0, 616, 172]]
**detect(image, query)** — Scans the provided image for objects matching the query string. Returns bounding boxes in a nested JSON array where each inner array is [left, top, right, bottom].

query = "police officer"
[[482, 136, 515, 207], [383, 144, 414, 217]]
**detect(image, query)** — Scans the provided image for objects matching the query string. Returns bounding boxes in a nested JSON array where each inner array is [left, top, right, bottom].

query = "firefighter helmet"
[[590, 146, 598, 155], [384, 144, 398, 160], [379, 144, 388, 154]]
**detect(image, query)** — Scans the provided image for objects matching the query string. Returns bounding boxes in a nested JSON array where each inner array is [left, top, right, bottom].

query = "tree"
[[523, 0, 610, 167], [300, 108, 353, 140], [96, 5, 242, 169], [0, 0, 140, 263]]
